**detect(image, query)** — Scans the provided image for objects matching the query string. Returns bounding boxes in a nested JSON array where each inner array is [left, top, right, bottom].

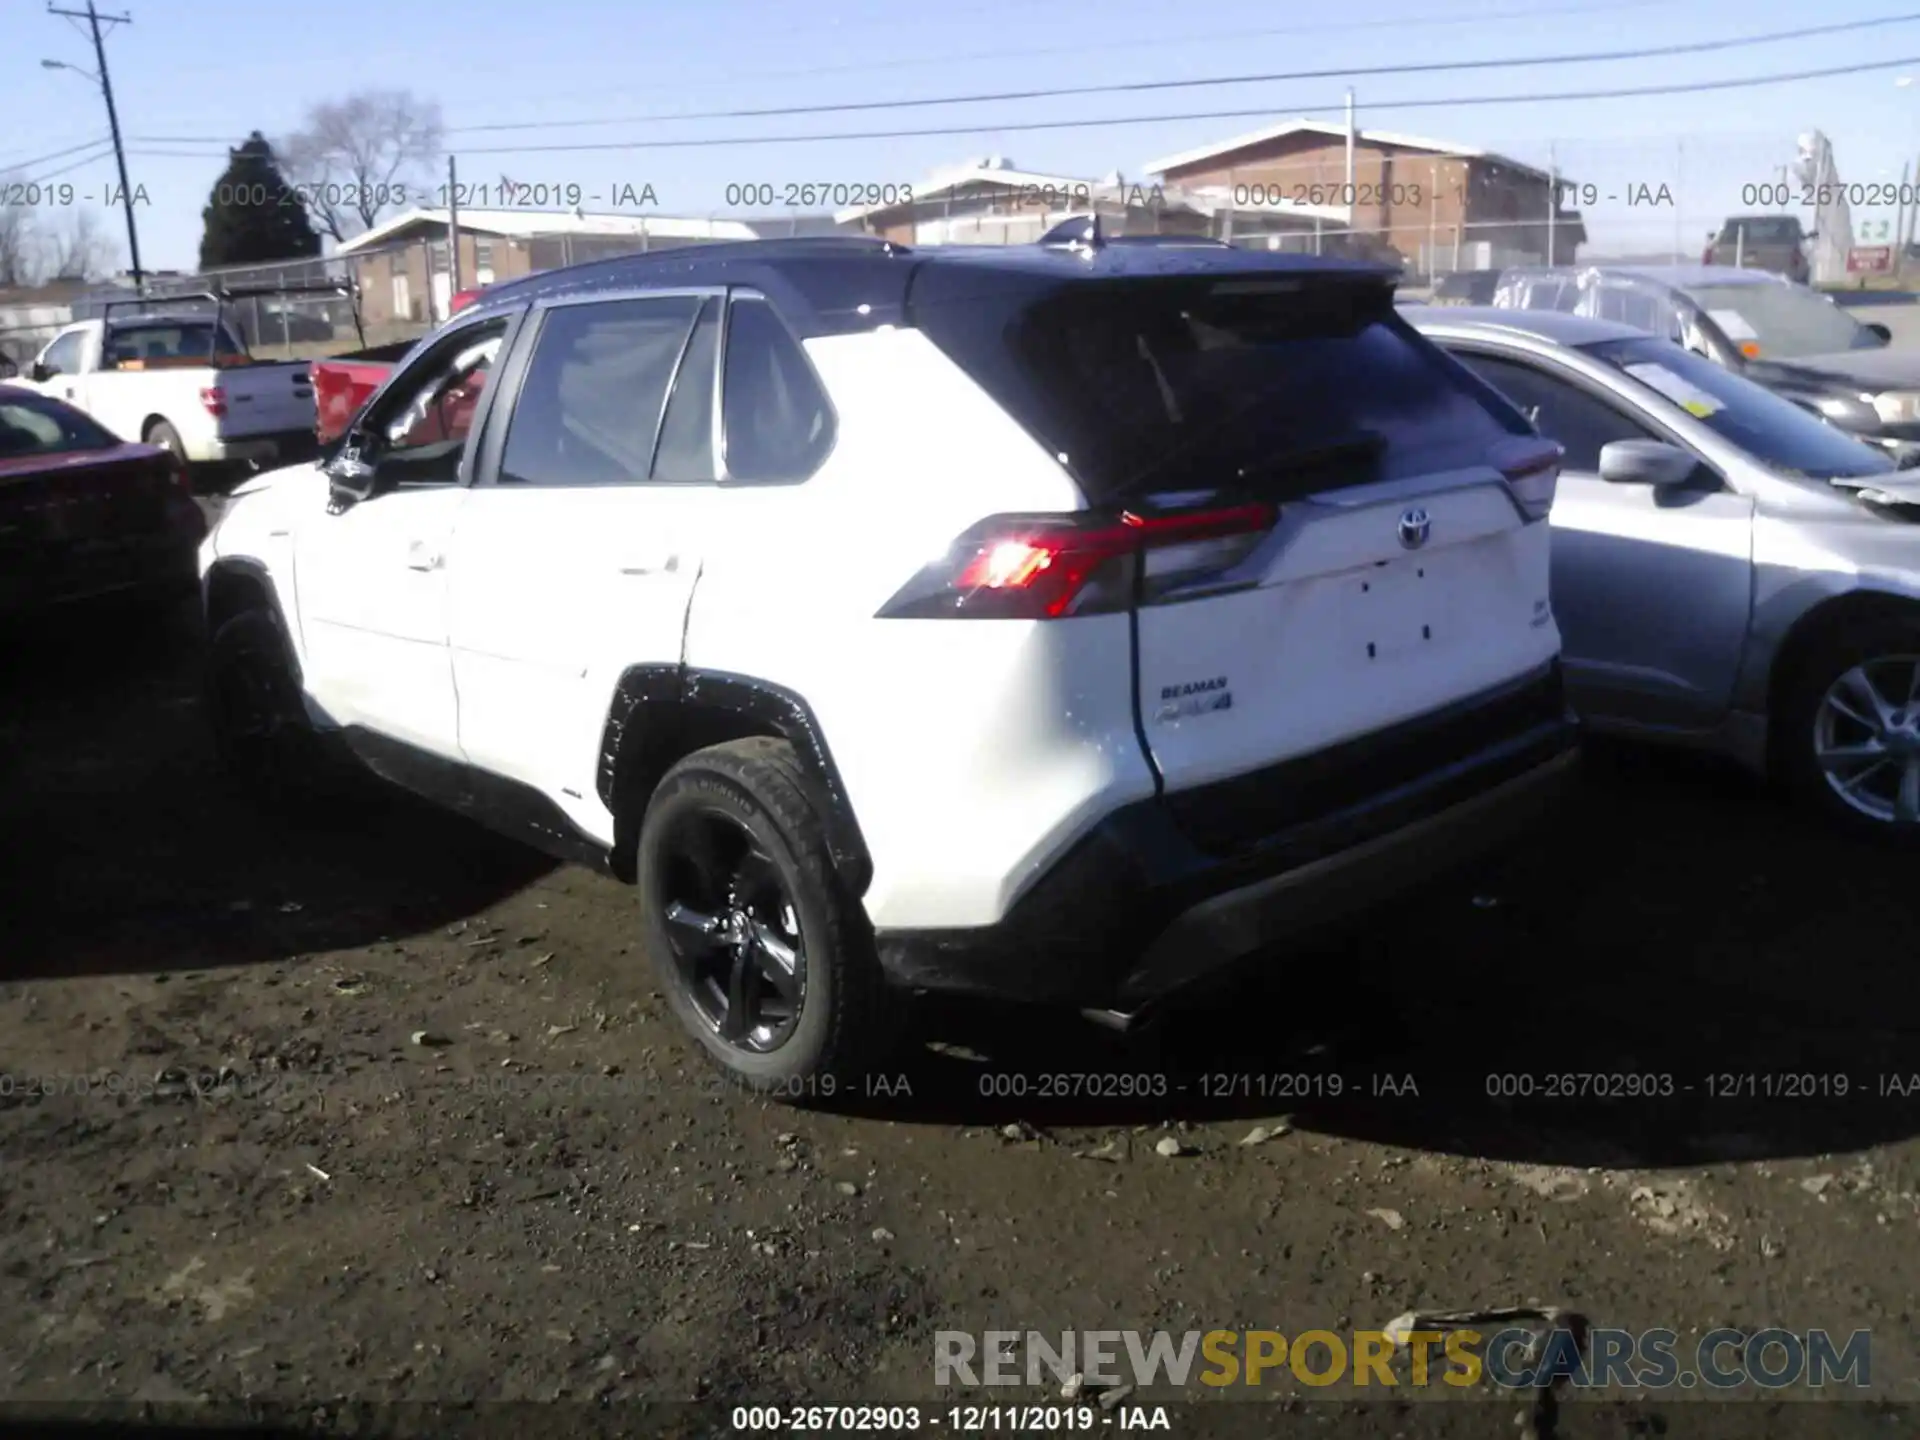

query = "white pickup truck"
[[18, 311, 318, 469]]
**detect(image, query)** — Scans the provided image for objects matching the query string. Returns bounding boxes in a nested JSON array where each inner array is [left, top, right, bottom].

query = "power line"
[[438, 52, 1920, 155], [27, 143, 118, 184], [127, 8, 1919, 149], [455, 0, 1687, 112], [445, 11, 1919, 133], [0, 135, 112, 172]]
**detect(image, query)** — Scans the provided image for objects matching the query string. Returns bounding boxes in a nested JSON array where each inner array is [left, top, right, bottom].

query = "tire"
[[1777, 611, 1920, 840], [203, 609, 343, 807], [144, 419, 186, 464], [636, 737, 895, 1099]]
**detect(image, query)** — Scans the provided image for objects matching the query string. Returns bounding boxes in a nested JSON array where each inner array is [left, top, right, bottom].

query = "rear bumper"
[[201, 430, 320, 467], [874, 663, 1579, 1011]]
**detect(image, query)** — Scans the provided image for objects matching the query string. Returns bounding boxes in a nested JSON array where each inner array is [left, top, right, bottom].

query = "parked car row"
[[1477, 263, 1920, 454], [1406, 304, 1920, 835], [17, 225, 1920, 1097]]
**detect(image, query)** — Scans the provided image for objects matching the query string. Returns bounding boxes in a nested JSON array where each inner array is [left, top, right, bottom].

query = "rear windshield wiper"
[[1235, 432, 1386, 481]]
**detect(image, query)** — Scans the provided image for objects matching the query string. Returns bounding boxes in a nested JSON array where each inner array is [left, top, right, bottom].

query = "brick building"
[[1142, 120, 1586, 274], [333, 209, 765, 327]]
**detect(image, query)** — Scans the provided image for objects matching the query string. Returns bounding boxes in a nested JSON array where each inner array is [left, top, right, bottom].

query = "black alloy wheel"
[[656, 806, 808, 1052]]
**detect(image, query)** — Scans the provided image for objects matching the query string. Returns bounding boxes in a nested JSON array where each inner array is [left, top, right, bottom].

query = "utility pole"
[[46, 0, 142, 291], [1344, 88, 1357, 244], [446, 154, 462, 301], [1546, 141, 1557, 266]]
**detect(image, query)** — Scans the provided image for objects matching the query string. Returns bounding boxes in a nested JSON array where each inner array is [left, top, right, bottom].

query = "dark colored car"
[[1490, 265, 1920, 452], [1704, 215, 1811, 283], [0, 385, 206, 621], [1430, 269, 1503, 306]]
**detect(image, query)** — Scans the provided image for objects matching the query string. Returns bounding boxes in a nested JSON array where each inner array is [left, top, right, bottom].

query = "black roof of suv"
[[462, 235, 1399, 339]]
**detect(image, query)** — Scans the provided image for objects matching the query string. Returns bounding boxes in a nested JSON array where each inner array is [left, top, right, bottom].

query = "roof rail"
[[469, 234, 912, 305], [1105, 234, 1234, 248]]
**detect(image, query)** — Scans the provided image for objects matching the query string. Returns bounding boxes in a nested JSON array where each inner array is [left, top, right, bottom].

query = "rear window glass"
[[1719, 218, 1800, 246], [915, 272, 1532, 502], [103, 321, 243, 365], [0, 390, 119, 458], [1434, 270, 1499, 302], [1686, 282, 1877, 359]]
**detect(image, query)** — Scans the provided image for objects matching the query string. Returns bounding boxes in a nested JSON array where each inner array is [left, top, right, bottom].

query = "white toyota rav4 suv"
[[200, 231, 1579, 1095]]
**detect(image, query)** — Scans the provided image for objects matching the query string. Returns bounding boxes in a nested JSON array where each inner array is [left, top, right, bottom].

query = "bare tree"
[[279, 90, 443, 244], [0, 203, 39, 288], [43, 209, 115, 281]]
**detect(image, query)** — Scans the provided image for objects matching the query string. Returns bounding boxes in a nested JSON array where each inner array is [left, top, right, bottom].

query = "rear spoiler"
[[99, 280, 366, 350]]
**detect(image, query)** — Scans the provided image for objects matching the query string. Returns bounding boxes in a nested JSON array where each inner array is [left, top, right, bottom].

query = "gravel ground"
[[2, 608, 1917, 1439]]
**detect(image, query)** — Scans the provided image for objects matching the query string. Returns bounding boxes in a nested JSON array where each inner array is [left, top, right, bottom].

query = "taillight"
[[877, 501, 1278, 619], [199, 385, 227, 417], [1494, 435, 1563, 522]]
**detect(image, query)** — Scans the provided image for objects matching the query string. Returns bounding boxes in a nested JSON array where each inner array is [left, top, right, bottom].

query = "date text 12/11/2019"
[[431, 182, 660, 210], [727, 1405, 1173, 1431]]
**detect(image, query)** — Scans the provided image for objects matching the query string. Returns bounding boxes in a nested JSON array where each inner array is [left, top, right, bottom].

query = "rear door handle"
[[406, 539, 444, 572]]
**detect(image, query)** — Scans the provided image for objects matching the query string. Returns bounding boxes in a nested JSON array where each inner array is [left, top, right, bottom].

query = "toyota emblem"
[[1397, 506, 1432, 550]]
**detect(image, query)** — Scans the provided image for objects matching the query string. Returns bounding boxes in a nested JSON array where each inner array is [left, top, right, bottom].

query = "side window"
[[651, 298, 721, 483], [372, 317, 510, 464], [721, 297, 835, 482], [1456, 354, 1655, 472], [498, 295, 702, 486], [1594, 285, 1665, 334], [41, 331, 84, 376]]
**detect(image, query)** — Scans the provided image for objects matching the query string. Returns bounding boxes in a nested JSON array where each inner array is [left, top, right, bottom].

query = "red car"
[[0, 384, 206, 621]]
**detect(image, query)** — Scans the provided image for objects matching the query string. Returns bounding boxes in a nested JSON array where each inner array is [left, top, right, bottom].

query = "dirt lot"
[[2, 605, 1917, 1439]]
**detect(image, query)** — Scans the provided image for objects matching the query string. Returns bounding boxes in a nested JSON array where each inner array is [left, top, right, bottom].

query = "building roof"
[[1142, 119, 1553, 185], [332, 208, 760, 256]]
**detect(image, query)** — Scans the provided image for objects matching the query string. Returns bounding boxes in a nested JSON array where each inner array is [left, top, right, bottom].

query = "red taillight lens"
[[878, 501, 1278, 620], [199, 385, 227, 417], [1493, 436, 1563, 522]]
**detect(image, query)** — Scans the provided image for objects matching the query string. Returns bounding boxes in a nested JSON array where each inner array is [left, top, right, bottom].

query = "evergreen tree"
[[198, 132, 321, 269]]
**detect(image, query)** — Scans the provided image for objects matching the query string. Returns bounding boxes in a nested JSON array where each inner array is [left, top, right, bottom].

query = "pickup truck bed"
[[312, 341, 416, 446]]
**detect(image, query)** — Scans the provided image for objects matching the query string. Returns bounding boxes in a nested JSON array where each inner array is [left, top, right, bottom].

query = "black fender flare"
[[202, 556, 303, 684], [597, 665, 873, 895]]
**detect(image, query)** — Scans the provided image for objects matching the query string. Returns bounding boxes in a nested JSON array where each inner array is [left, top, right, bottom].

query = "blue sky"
[[8, 0, 1920, 271]]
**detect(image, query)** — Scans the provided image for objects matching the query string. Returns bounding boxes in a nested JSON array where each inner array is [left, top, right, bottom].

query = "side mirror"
[[1599, 439, 1696, 488], [29, 361, 52, 383], [1867, 322, 1893, 345], [324, 436, 379, 509]]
